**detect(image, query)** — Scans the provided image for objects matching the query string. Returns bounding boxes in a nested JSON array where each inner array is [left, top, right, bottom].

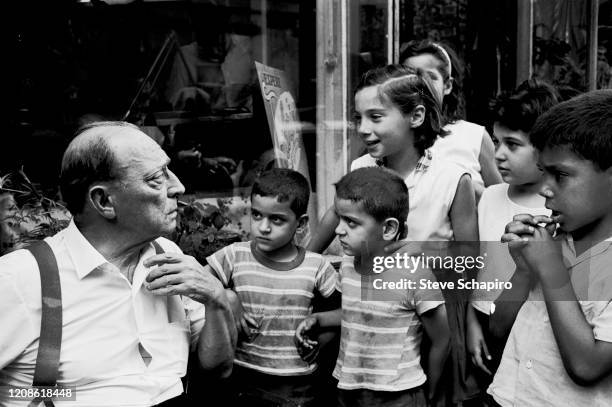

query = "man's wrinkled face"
[[109, 130, 185, 241]]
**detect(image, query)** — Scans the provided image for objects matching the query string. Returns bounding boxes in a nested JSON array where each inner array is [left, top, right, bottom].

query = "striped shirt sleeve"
[[410, 267, 445, 316], [315, 259, 338, 298], [206, 244, 236, 288]]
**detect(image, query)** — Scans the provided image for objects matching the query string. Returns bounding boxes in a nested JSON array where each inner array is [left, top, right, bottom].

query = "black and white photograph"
[[2, 1, 612, 406]]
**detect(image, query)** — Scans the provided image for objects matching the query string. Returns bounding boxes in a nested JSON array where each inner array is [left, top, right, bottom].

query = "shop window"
[[9, 0, 317, 259], [533, 0, 611, 93]]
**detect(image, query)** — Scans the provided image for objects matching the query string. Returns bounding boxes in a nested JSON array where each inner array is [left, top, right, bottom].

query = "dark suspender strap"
[[152, 240, 165, 255], [26, 241, 61, 407]]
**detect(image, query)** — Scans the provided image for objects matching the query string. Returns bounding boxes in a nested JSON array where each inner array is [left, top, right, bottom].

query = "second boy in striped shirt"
[[296, 167, 450, 407]]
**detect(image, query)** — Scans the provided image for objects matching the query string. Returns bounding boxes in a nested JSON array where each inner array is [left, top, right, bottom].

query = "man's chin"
[[161, 222, 178, 237]]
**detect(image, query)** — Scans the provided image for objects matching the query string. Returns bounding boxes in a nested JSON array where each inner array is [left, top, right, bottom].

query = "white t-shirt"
[[351, 150, 467, 242], [433, 120, 485, 193], [488, 235, 612, 406], [472, 183, 550, 314]]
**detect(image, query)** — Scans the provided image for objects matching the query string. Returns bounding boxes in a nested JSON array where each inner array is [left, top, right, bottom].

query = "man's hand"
[[143, 253, 227, 308], [294, 316, 320, 364]]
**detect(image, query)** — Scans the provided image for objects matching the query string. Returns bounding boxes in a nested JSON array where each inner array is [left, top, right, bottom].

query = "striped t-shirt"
[[207, 241, 338, 376], [333, 258, 445, 391]]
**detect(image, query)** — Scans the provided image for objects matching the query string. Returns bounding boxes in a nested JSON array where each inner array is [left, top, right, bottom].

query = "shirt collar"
[[63, 219, 110, 279], [560, 232, 612, 267], [375, 148, 432, 173]]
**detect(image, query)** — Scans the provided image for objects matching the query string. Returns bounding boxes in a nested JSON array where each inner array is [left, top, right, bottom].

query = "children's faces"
[[354, 86, 414, 160], [334, 198, 399, 256], [493, 123, 542, 185], [402, 53, 452, 105], [539, 146, 612, 239], [334, 198, 384, 256], [250, 194, 305, 258]]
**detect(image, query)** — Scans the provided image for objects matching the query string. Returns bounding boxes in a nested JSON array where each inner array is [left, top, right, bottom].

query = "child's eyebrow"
[[339, 214, 360, 223], [252, 208, 289, 218], [542, 163, 568, 173]]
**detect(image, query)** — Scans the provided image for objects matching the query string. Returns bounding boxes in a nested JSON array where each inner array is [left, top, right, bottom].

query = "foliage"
[[172, 198, 242, 265], [0, 170, 70, 255]]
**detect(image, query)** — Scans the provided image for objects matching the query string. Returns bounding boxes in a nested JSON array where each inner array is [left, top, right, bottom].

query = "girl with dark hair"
[[309, 64, 477, 247], [400, 40, 502, 200]]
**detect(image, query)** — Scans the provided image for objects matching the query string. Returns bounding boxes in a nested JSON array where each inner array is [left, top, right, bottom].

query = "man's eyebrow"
[[144, 159, 171, 179]]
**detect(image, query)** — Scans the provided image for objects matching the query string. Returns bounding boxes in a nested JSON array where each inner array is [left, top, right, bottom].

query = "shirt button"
[[526, 360, 533, 369]]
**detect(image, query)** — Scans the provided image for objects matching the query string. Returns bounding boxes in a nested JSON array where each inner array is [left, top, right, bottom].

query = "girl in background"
[[466, 79, 559, 400], [400, 40, 502, 201]]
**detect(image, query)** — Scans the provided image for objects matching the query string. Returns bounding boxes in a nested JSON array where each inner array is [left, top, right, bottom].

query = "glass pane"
[[347, 0, 391, 164], [532, 0, 588, 93], [399, 0, 495, 122], [9, 0, 316, 191], [7, 0, 317, 259], [598, 0, 612, 89]]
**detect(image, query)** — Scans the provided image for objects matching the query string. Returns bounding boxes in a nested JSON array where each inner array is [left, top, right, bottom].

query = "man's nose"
[[167, 169, 185, 197]]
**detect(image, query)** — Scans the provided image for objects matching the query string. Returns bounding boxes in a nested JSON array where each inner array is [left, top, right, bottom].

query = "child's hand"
[[294, 316, 320, 363], [503, 214, 566, 285], [238, 312, 261, 341], [502, 214, 554, 273], [225, 289, 261, 340], [466, 309, 492, 375]]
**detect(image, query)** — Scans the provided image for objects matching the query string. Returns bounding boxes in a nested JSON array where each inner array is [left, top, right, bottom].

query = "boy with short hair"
[[466, 79, 558, 378], [296, 167, 450, 407], [205, 168, 339, 406], [488, 90, 612, 406]]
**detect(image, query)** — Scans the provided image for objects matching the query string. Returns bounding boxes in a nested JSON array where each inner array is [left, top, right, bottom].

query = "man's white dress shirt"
[[0, 221, 206, 406]]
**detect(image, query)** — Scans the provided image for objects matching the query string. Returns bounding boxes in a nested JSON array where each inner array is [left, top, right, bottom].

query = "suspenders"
[[25, 239, 165, 406], [27, 241, 61, 407]]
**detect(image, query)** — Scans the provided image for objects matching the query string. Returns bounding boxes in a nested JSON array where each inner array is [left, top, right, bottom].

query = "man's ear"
[[382, 218, 400, 241], [409, 105, 426, 128], [296, 214, 309, 232], [443, 76, 454, 96], [88, 184, 116, 220]]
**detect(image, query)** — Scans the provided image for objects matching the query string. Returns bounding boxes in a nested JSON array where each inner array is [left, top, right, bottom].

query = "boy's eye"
[[344, 219, 357, 228], [251, 211, 262, 220], [270, 216, 285, 225]]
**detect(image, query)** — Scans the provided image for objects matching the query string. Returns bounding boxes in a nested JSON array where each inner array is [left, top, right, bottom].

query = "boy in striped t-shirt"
[[206, 168, 340, 406], [296, 167, 450, 407]]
